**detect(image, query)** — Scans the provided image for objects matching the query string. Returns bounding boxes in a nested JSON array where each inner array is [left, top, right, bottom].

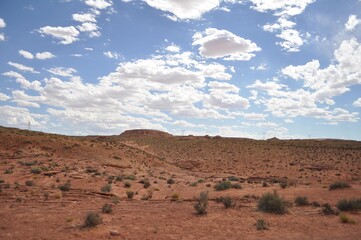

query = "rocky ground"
[[0, 126, 360, 239]]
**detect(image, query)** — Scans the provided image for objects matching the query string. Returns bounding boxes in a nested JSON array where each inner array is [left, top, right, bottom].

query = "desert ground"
[[0, 126, 360, 239]]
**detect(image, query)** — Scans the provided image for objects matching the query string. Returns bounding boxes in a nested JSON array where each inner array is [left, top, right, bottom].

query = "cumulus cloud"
[[0, 18, 6, 41], [85, 0, 112, 9], [0, 105, 47, 127], [192, 28, 261, 61], [0, 92, 10, 101], [165, 44, 181, 53], [353, 98, 361, 107], [250, 0, 315, 52], [8, 62, 39, 73], [104, 51, 121, 59], [38, 26, 80, 44], [345, 15, 361, 31], [19, 50, 55, 60], [47, 67, 77, 77], [72, 13, 97, 22], [143, 0, 221, 20], [19, 50, 34, 59], [2, 71, 42, 91]]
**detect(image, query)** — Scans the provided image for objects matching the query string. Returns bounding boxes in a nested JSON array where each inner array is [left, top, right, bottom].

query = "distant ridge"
[[119, 129, 173, 138]]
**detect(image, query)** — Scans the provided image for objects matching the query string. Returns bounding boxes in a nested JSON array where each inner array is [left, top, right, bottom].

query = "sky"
[[0, 0, 361, 140]]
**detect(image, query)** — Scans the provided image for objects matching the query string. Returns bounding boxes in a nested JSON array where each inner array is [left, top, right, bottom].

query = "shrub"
[[124, 181, 131, 188], [84, 212, 102, 228], [25, 180, 35, 187], [256, 219, 269, 230], [115, 175, 123, 181], [125, 175, 136, 180], [101, 203, 113, 214], [101, 184, 112, 193], [336, 199, 361, 211], [214, 181, 232, 191], [197, 179, 205, 183], [339, 213, 355, 224], [30, 167, 41, 174], [322, 203, 336, 215], [312, 201, 321, 207], [228, 176, 239, 181], [190, 182, 198, 187], [4, 169, 13, 174], [231, 183, 242, 189], [142, 179, 151, 189], [126, 190, 134, 199], [111, 196, 120, 204], [58, 182, 71, 192], [167, 178, 175, 184], [194, 192, 208, 215], [171, 193, 180, 202], [221, 196, 234, 209], [257, 191, 287, 214], [294, 196, 309, 206], [262, 181, 269, 187], [329, 181, 351, 190], [279, 181, 288, 189]]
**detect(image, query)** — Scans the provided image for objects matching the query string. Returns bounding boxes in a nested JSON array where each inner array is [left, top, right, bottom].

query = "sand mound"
[[120, 129, 173, 138]]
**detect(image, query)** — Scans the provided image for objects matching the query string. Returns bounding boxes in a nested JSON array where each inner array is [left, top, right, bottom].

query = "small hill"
[[120, 129, 173, 138]]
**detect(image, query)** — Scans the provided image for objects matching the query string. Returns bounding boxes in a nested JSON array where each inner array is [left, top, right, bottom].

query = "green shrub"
[[256, 219, 269, 230], [30, 167, 41, 174], [339, 213, 355, 224], [101, 184, 112, 193], [194, 192, 208, 215], [336, 199, 361, 211], [221, 196, 233, 209], [322, 203, 336, 215], [257, 191, 287, 214], [167, 178, 175, 184], [214, 181, 232, 191], [58, 182, 71, 191], [294, 196, 309, 206], [329, 181, 351, 190], [126, 190, 134, 199], [84, 212, 102, 228], [101, 203, 113, 214], [25, 180, 35, 187]]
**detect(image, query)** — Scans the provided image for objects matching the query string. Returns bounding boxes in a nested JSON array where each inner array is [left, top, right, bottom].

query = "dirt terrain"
[[0, 126, 360, 239]]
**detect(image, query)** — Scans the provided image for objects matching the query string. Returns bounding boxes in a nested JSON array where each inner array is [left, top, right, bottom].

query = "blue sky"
[[0, 0, 360, 140]]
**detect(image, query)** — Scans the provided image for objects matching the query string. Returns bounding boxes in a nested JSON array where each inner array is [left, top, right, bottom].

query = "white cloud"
[[77, 22, 98, 32], [192, 28, 261, 61], [72, 13, 97, 22], [0, 18, 5, 28], [2, 71, 42, 91], [249, 0, 315, 16], [19, 50, 34, 59], [0, 93, 10, 101], [8, 62, 39, 73], [250, 63, 268, 71], [0, 105, 47, 127], [144, 0, 221, 20], [85, 0, 112, 9], [276, 29, 304, 52], [85, 47, 93, 51], [104, 51, 121, 59], [38, 26, 80, 44], [353, 98, 361, 107], [0, 33, 4, 41], [47, 67, 77, 77], [35, 52, 56, 60], [165, 44, 181, 53], [345, 15, 361, 31]]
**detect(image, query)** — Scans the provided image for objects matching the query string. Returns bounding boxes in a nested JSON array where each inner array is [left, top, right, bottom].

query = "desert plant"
[[140, 179, 150, 189], [228, 176, 239, 181], [167, 178, 175, 184], [214, 181, 232, 191], [25, 180, 35, 187], [111, 196, 120, 204], [256, 219, 269, 230], [231, 183, 242, 189], [124, 181, 131, 188], [221, 196, 234, 209], [312, 201, 321, 207], [101, 184, 112, 193], [322, 203, 336, 215], [58, 182, 71, 192], [84, 212, 102, 228], [30, 167, 41, 174], [194, 192, 208, 215], [4, 169, 13, 174], [257, 191, 287, 214], [126, 190, 134, 199], [336, 199, 361, 211], [294, 196, 309, 206], [262, 181, 269, 187], [125, 175, 136, 180], [329, 181, 351, 190], [101, 203, 113, 214], [115, 175, 123, 181], [171, 193, 180, 202], [190, 182, 198, 187], [197, 179, 205, 183], [279, 181, 288, 189], [339, 213, 355, 224]]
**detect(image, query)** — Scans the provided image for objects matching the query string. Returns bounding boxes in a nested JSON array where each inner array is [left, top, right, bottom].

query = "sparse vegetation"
[[126, 190, 134, 199], [58, 182, 71, 191], [139, 179, 151, 189], [228, 176, 239, 181], [256, 219, 269, 230], [221, 196, 234, 208], [322, 203, 336, 215], [171, 193, 180, 202], [339, 213, 355, 224], [194, 192, 208, 215], [4, 169, 13, 174], [336, 199, 361, 211], [294, 196, 309, 206], [190, 182, 198, 187], [231, 183, 242, 189], [25, 180, 35, 186], [214, 181, 232, 191], [102, 203, 113, 213], [125, 175, 136, 180], [257, 191, 287, 214], [167, 178, 175, 184], [279, 181, 288, 189], [101, 184, 112, 192], [124, 181, 131, 188], [84, 212, 102, 228], [30, 167, 41, 174], [329, 181, 350, 190]]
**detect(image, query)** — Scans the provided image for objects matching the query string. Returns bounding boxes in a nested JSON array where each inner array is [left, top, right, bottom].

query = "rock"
[[110, 230, 120, 236]]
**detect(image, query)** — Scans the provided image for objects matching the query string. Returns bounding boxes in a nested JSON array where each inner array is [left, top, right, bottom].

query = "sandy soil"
[[0, 126, 360, 239]]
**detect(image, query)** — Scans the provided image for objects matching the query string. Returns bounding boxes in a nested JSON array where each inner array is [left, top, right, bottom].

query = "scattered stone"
[[110, 230, 120, 236]]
